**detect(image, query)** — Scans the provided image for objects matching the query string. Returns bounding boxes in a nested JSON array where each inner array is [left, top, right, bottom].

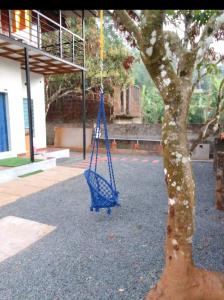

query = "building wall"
[[0, 56, 46, 158], [0, 57, 25, 157], [0, 10, 39, 47], [12, 23, 39, 48]]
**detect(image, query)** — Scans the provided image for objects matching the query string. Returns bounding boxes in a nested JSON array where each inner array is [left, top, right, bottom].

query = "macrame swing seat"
[[84, 92, 120, 214], [84, 10, 119, 214]]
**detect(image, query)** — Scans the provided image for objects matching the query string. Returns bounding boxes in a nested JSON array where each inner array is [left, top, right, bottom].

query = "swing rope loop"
[[100, 10, 104, 91]]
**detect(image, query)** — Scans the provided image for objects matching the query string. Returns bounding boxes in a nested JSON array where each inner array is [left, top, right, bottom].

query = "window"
[[23, 98, 35, 135]]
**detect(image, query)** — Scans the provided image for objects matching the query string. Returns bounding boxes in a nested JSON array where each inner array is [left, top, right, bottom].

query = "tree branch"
[[190, 118, 217, 154], [217, 78, 224, 104], [196, 11, 224, 63], [183, 11, 193, 48], [192, 57, 224, 91], [140, 10, 181, 102], [113, 10, 142, 46], [164, 30, 186, 58], [113, 10, 179, 101], [190, 79, 224, 153], [45, 87, 74, 116]]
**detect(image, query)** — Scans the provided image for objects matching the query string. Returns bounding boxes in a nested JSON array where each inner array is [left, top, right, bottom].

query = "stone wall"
[[105, 123, 162, 139], [46, 92, 112, 145], [47, 122, 216, 157], [46, 93, 112, 125], [99, 124, 215, 156], [105, 123, 215, 143]]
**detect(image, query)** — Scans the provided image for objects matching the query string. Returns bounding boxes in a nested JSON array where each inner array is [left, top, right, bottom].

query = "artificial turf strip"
[[19, 170, 43, 177], [0, 157, 42, 167]]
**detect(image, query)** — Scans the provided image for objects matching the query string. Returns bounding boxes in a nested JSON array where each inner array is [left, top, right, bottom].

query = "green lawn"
[[0, 157, 42, 167]]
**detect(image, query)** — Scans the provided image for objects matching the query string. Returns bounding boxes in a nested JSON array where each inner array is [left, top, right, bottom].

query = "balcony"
[[0, 10, 91, 75]]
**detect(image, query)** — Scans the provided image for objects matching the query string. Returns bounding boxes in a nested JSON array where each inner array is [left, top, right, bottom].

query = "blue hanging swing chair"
[[84, 91, 120, 214]]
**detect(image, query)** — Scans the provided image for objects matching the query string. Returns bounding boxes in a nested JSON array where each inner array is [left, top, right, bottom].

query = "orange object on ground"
[[111, 139, 117, 149]]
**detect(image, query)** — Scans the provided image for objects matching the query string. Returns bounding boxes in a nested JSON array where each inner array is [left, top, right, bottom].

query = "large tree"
[[113, 10, 224, 299]]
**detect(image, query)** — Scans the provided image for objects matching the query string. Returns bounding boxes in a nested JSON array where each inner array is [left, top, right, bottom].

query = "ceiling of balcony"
[[0, 38, 85, 75]]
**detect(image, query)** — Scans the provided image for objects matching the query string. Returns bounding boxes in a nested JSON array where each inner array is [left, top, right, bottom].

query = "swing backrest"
[[84, 169, 115, 201]]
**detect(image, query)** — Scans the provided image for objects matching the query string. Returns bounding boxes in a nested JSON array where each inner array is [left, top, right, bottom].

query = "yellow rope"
[[100, 10, 104, 89], [100, 10, 104, 62]]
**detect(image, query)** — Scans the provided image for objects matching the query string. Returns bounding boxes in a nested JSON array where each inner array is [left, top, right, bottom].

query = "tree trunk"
[[110, 11, 224, 298], [146, 91, 224, 300]]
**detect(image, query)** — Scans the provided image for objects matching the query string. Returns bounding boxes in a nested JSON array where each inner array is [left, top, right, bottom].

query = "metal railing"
[[0, 10, 84, 67]]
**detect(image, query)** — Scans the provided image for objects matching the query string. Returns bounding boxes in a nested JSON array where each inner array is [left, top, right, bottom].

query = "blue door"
[[0, 93, 9, 152]]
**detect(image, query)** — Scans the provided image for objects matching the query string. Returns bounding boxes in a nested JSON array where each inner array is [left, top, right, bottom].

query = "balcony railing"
[[0, 10, 84, 67]]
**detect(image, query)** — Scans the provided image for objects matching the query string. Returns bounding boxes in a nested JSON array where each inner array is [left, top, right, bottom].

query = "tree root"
[[146, 267, 224, 300]]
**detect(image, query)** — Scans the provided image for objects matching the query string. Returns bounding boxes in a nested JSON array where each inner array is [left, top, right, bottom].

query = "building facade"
[[0, 57, 45, 157], [0, 10, 95, 160]]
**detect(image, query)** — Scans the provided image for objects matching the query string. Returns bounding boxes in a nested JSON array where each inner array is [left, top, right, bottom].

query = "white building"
[[0, 57, 45, 158], [0, 10, 96, 160]]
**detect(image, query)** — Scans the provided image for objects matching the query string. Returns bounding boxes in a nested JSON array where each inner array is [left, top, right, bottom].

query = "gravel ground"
[[0, 153, 223, 300]]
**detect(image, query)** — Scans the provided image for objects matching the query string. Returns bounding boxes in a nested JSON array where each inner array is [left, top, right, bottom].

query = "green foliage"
[[141, 84, 164, 124], [47, 10, 224, 127], [192, 10, 217, 25], [131, 61, 163, 123], [188, 73, 224, 123], [131, 59, 224, 125], [188, 93, 208, 123], [47, 16, 135, 98], [86, 16, 135, 89], [132, 61, 152, 88]]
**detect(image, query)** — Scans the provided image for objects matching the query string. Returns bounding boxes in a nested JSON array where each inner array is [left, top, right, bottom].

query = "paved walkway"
[[0, 166, 84, 208]]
